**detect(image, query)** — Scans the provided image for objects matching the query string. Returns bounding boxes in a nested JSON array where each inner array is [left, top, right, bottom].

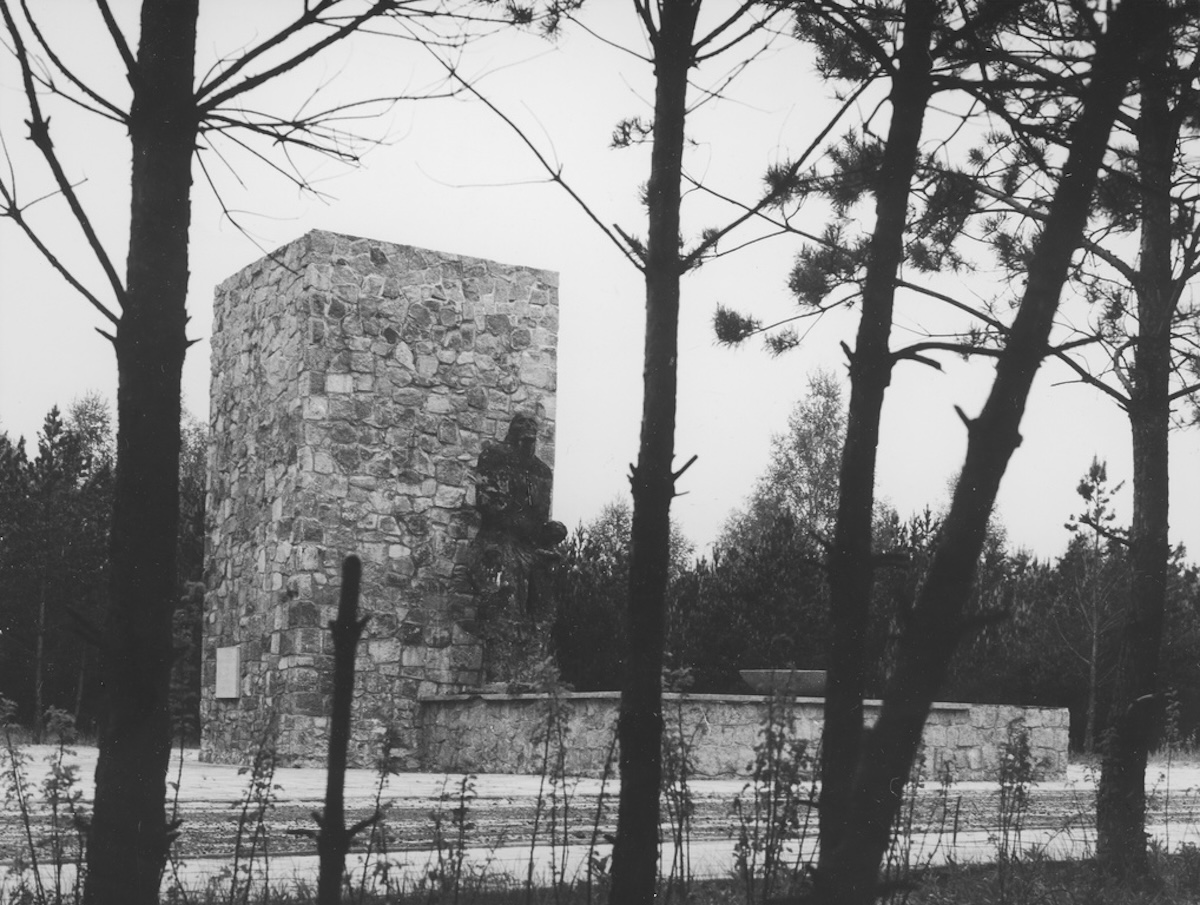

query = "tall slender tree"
[[812, 0, 1156, 896], [714, 0, 1020, 863], [611, 5, 706, 898], [433, 5, 826, 898], [954, 0, 1200, 872], [1060, 458, 1126, 753], [715, 0, 1174, 890], [814, 0, 942, 864], [0, 4, 492, 902], [1094, 5, 1200, 874], [0, 405, 110, 735]]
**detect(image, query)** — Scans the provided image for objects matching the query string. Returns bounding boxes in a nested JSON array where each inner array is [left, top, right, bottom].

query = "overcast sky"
[[1, 2, 1197, 560]]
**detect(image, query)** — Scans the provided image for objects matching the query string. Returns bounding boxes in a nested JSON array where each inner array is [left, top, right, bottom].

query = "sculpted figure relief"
[[470, 414, 567, 684]]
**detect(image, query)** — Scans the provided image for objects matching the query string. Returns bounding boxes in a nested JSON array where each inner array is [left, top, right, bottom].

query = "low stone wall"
[[418, 692, 1069, 781]]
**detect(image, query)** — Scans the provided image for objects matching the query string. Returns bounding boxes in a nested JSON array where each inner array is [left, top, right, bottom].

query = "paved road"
[[6, 746, 1200, 890], [157, 780, 1177, 859]]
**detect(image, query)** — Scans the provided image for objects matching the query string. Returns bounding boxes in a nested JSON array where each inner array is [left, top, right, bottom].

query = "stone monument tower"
[[199, 229, 559, 767]]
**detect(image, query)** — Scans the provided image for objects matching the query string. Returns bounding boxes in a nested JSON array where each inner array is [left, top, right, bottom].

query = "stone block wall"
[[201, 229, 559, 767], [419, 693, 1070, 781]]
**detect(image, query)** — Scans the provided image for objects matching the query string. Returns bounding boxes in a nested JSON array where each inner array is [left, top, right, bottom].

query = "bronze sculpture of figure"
[[470, 414, 566, 684]]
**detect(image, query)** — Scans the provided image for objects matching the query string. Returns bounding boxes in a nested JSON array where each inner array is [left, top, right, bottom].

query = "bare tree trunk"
[[1085, 621, 1098, 753], [814, 2, 1149, 898], [819, 0, 936, 865], [317, 556, 368, 905], [1096, 7, 1176, 876], [34, 580, 46, 743], [609, 2, 698, 902], [74, 650, 87, 729], [84, 2, 198, 903]]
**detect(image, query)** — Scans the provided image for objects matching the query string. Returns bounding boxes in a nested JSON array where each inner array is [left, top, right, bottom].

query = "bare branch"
[[19, 0, 126, 121], [953, 404, 974, 431], [894, 279, 1008, 334], [692, 226, 795, 262], [0, 0, 126, 306], [613, 223, 647, 264], [1167, 380, 1200, 403], [694, 5, 785, 65], [892, 340, 1002, 366], [692, 1, 758, 56], [971, 178, 1140, 283], [201, 86, 455, 163], [632, 0, 658, 45], [203, 112, 363, 162], [22, 66, 126, 124], [672, 454, 698, 482], [1052, 335, 1101, 354], [717, 302, 837, 350], [0, 173, 119, 325], [681, 74, 873, 269], [195, 0, 334, 104], [194, 143, 274, 256], [562, 9, 651, 63], [686, 47, 760, 115], [202, 127, 336, 199], [423, 46, 646, 271], [93, 0, 138, 80], [198, 1, 395, 114], [683, 174, 827, 245], [1048, 345, 1132, 408]]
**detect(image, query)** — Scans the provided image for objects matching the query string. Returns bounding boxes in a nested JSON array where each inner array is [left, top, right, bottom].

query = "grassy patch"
[[199, 854, 1200, 904], [906, 847, 1200, 905]]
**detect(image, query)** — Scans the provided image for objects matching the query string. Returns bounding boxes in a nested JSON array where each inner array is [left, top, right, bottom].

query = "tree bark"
[[1086, 615, 1098, 753], [74, 650, 87, 729], [814, 1, 1150, 898], [35, 579, 46, 743], [1096, 6, 1176, 876], [608, 2, 698, 903], [317, 556, 367, 905], [84, 2, 199, 903], [819, 0, 936, 866]]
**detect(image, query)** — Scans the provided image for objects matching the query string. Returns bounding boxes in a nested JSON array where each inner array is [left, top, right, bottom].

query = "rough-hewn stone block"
[[201, 230, 558, 768], [418, 694, 1069, 782]]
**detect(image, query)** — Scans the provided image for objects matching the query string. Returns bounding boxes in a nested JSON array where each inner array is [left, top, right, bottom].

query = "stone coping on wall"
[[417, 691, 1067, 781], [420, 690, 973, 713]]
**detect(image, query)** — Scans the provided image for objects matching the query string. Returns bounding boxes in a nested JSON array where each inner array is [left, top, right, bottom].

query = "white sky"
[[0, 2, 1196, 560]]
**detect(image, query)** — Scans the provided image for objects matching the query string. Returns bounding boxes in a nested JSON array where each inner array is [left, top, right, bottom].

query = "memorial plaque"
[[215, 646, 241, 699]]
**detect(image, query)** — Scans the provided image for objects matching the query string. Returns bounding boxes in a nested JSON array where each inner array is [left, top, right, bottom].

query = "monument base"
[[418, 691, 1069, 781]]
